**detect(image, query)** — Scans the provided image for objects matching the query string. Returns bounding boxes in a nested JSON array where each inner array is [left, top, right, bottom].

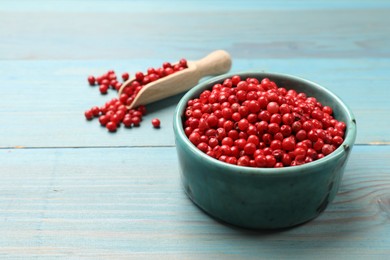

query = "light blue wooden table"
[[1, 0, 390, 258]]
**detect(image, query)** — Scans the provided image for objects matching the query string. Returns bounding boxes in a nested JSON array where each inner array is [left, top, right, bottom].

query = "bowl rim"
[[173, 71, 357, 176]]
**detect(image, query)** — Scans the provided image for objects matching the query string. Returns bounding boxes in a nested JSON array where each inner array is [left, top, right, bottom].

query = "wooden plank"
[[0, 145, 390, 258], [0, 58, 389, 148], [0, 7, 389, 60]]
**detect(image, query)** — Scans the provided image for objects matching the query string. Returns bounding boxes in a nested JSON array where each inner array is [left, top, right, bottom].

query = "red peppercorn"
[[237, 119, 249, 131], [98, 115, 110, 126], [282, 113, 294, 125], [226, 156, 238, 165], [231, 75, 241, 86], [84, 110, 94, 120], [280, 125, 292, 137], [189, 132, 201, 145], [282, 137, 296, 151], [101, 79, 109, 86], [88, 75, 96, 86], [313, 138, 325, 151], [307, 148, 318, 160], [114, 82, 122, 91], [106, 121, 117, 132], [165, 67, 174, 75], [237, 156, 250, 166], [235, 138, 247, 150], [152, 118, 161, 128], [332, 136, 344, 146], [135, 72, 144, 81], [296, 130, 307, 141], [255, 154, 267, 167], [270, 113, 282, 125], [91, 106, 100, 117], [122, 72, 130, 81], [179, 58, 188, 68], [335, 122, 346, 132], [247, 135, 260, 146], [262, 133, 272, 145], [267, 102, 279, 114], [270, 140, 282, 150], [322, 144, 335, 155], [258, 110, 270, 122], [268, 123, 280, 135], [197, 142, 209, 153], [244, 143, 256, 155], [265, 155, 276, 167], [99, 84, 109, 94], [323, 106, 333, 115], [110, 114, 121, 126], [132, 116, 141, 126], [122, 116, 133, 127]]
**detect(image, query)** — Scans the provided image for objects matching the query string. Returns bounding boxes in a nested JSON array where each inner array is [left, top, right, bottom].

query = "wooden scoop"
[[118, 50, 232, 109]]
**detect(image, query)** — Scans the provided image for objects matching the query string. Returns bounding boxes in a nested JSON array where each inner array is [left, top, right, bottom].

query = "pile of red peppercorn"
[[183, 76, 346, 168], [84, 59, 187, 132]]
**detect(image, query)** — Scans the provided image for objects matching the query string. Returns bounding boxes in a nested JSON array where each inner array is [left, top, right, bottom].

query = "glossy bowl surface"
[[173, 72, 357, 229]]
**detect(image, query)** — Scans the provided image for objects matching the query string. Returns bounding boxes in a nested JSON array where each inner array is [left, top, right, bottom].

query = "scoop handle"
[[193, 50, 232, 78]]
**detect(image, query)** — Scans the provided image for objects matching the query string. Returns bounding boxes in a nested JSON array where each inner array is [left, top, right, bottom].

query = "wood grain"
[[0, 146, 390, 258]]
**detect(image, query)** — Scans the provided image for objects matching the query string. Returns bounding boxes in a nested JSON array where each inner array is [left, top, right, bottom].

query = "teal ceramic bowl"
[[173, 72, 357, 229]]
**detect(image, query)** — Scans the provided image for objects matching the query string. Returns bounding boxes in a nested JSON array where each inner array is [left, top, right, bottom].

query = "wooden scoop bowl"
[[118, 50, 232, 109]]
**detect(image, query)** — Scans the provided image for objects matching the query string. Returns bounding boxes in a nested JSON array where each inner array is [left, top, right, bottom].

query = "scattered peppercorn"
[[121, 72, 130, 81], [152, 118, 161, 128], [87, 75, 96, 86], [106, 121, 117, 132], [84, 59, 188, 132], [84, 110, 94, 120]]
